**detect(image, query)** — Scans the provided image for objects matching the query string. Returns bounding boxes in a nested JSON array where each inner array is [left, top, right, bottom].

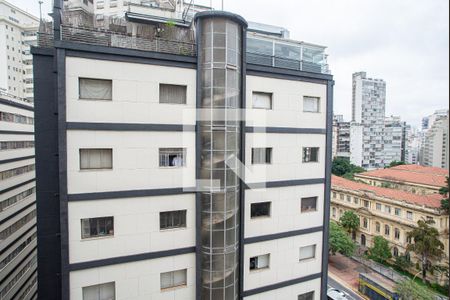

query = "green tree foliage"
[[407, 219, 445, 281], [439, 177, 449, 214], [368, 236, 392, 264], [339, 211, 360, 238], [394, 254, 413, 272], [329, 222, 356, 257], [387, 161, 406, 168], [394, 280, 434, 300], [331, 157, 365, 179]]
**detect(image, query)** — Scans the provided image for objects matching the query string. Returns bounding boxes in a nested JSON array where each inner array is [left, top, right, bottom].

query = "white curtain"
[[160, 272, 173, 289], [160, 84, 187, 104], [303, 96, 319, 112], [299, 245, 316, 260], [253, 92, 272, 109], [173, 269, 187, 286], [160, 269, 186, 289], [82, 282, 115, 300], [257, 254, 270, 269], [80, 78, 112, 100], [80, 149, 112, 169]]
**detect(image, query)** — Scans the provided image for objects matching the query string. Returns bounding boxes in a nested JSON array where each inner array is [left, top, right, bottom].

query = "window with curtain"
[[159, 148, 186, 167], [299, 245, 316, 261], [301, 197, 317, 213], [252, 92, 272, 109], [302, 147, 319, 162], [81, 217, 114, 239], [160, 269, 187, 289], [159, 210, 187, 230], [82, 282, 115, 300], [159, 84, 187, 104], [251, 148, 272, 164], [249, 254, 270, 270], [394, 228, 401, 240], [250, 202, 271, 218], [384, 225, 390, 236], [303, 96, 320, 112], [80, 149, 113, 170], [298, 291, 314, 300], [79, 78, 112, 100]]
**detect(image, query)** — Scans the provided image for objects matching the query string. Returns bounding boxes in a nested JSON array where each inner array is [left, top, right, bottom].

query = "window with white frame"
[[303, 96, 320, 113], [332, 207, 336, 217], [251, 148, 272, 164], [249, 254, 270, 270], [79, 78, 112, 100], [363, 200, 370, 209], [159, 84, 187, 104], [299, 245, 316, 261], [384, 205, 391, 214], [406, 211, 413, 220], [376, 203, 382, 211], [252, 92, 272, 109], [160, 210, 186, 230], [395, 208, 402, 216], [298, 291, 314, 300], [82, 282, 115, 300], [301, 197, 317, 213], [159, 148, 186, 167], [81, 217, 114, 239], [160, 269, 187, 289], [80, 149, 113, 170], [250, 202, 271, 218], [302, 147, 319, 162]]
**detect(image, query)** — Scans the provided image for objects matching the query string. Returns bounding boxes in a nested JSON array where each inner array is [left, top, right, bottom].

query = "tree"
[[332, 157, 366, 179], [387, 161, 406, 168], [339, 211, 360, 238], [329, 222, 356, 257], [395, 280, 434, 300], [439, 177, 449, 214], [407, 219, 445, 282], [394, 254, 413, 272], [368, 236, 392, 264]]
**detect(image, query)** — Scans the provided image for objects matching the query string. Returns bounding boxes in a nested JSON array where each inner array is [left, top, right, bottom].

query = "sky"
[[9, 0, 450, 128]]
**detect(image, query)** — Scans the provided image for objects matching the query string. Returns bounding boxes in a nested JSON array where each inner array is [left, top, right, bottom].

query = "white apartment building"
[[383, 115, 410, 165], [332, 115, 350, 159], [0, 92, 37, 300], [351, 72, 386, 169], [0, 0, 39, 102], [33, 1, 333, 300], [420, 112, 449, 170]]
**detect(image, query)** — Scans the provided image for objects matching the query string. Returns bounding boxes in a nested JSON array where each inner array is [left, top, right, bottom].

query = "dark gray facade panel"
[[0, 130, 34, 135], [243, 226, 323, 244], [0, 179, 35, 195], [30, 46, 54, 56], [69, 247, 196, 271], [68, 187, 196, 201], [0, 155, 35, 165], [242, 272, 322, 297], [33, 49, 61, 300], [0, 98, 34, 111], [245, 178, 325, 190], [320, 80, 334, 300], [245, 127, 326, 134], [66, 122, 196, 132]]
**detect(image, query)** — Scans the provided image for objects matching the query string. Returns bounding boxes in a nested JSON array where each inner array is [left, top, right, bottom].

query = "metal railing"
[[0, 90, 34, 105]]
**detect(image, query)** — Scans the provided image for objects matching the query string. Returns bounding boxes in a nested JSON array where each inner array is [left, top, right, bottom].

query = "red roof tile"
[[355, 165, 448, 188], [332, 175, 443, 209]]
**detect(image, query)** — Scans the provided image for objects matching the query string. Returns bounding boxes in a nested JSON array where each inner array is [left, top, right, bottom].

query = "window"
[[250, 202, 271, 218], [159, 84, 187, 104], [82, 282, 115, 300], [79, 78, 112, 100], [354, 197, 359, 204], [332, 192, 336, 199], [0, 210, 36, 241], [332, 207, 336, 217], [251, 148, 272, 164], [160, 269, 187, 289], [376, 203, 381, 211], [159, 148, 186, 167], [80, 149, 113, 170], [298, 291, 314, 300], [406, 211, 413, 220], [346, 195, 351, 202], [0, 187, 35, 212], [81, 217, 114, 239], [250, 254, 270, 270], [363, 200, 370, 209], [395, 208, 401, 216], [362, 217, 368, 229], [299, 245, 316, 261], [339, 194, 344, 201], [160, 210, 187, 230], [302, 147, 319, 163], [393, 247, 399, 257], [0, 232, 36, 270], [252, 92, 272, 109], [301, 197, 317, 213], [375, 222, 380, 233], [303, 96, 320, 112], [384, 205, 391, 214], [384, 225, 390, 236], [394, 228, 400, 240], [0, 164, 35, 180]]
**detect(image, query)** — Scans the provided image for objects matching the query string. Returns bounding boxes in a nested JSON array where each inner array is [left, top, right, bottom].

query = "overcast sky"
[[10, 0, 449, 128]]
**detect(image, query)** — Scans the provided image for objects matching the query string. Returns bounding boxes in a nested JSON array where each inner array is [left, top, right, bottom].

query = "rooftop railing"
[[0, 91, 34, 105]]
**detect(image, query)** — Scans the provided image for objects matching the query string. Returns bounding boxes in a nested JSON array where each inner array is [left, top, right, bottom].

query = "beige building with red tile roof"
[[354, 164, 448, 195], [331, 175, 449, 284]]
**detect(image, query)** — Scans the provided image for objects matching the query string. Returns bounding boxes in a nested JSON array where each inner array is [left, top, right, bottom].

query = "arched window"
[[393, 247, 399, 257], [405, 252, 411, 261], [384, 224, 390, 236], [394, 228, 400, 240], [375, 222, 381, 233], [362, 217, 368, 229], [361, 234, 366, 246]]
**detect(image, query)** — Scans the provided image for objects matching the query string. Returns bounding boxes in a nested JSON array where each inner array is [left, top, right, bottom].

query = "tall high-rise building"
[[332, 115, 350, 159], [0, 0, 39, 102], [351, 72, 386, 169], [383, 115, 410, 165], [0, 92, 37, 299], [420, 111, 449, 169], [33, 1, 333, 299]]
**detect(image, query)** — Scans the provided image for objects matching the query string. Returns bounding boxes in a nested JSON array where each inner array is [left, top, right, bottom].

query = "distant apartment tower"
[[0, 0, 39, 102], [420, 111, 449, 169], [332, 115, 350, 159], [33, 1, 333, 299], [351, 72, 386, 169], [0, 93, 37, 299], [383, 116, 410, 165], [405, 127, 421, 165]]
